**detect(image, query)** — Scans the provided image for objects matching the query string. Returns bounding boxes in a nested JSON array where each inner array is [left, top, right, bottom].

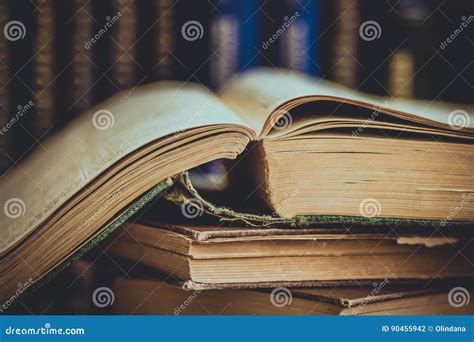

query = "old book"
[[430, 1, 474, 104], [220, 71, 474, 220], [112, 277, 474, 315], [110, 0, 137, 90], [70, 0, 94, 116], [387, 0, 431, 99], [357, 0, 392, 95], [152, 0, 175, 80], [1, 68, 473, 303], [262, 0, 319, 75], [108, 222, 473, 287], [330, 0, 359, 88], [173, 0, 210, 83], [6, 0, 35, 160], [208, 0, 258, 89], [31, 0, 55, 139]]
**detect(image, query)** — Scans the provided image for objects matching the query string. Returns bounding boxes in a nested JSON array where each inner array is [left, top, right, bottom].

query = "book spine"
[[234, 0, 257, 72], [110, 0, 136, 90], [431, 1, 474, 104], [0, 0, 9, 172], [279, 0, 319, 75], [331, 0, 359, 88], [133, 1, 152, 84], [387, 0, 430, 99], [388, 49, 415, 98], [153, 0, 176, 80], [317, 0, 333, 80], [7, 0, 35, 160], [357, 0, 392, 95], [167, 0, 209, 83], [209, 0, 257, 89], [70, 0, 94, 116], [31, 0, 55, 139]]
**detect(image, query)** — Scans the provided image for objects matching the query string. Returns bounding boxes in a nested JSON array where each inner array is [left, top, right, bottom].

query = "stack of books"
[[1, 69, 472, 315]]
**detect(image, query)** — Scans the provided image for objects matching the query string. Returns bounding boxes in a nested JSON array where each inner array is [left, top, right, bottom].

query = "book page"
[[1, 82, 253, 253], [220, 68, 474, 138]]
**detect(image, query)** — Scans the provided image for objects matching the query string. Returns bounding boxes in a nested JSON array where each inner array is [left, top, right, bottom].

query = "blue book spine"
[[279, 0, 319, 75], [209, 0, 257, 89]]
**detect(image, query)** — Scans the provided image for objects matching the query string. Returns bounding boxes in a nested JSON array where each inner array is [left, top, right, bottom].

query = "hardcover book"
[[70, 0, 94, 116], [110, 0, 137, 90], [31, 0, 55, 139], [153, 0, 176, 80], [108, 222, 473, 287], [113, 277, 474, 315], [261, 0, 319, 75], [208, 0, 258, 89], [330, 0, 359, 88]]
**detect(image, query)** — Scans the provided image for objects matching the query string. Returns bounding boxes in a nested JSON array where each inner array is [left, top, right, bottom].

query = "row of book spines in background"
[[1, 0, 472, 172]]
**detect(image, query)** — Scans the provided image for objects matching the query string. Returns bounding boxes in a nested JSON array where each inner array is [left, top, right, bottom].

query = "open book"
[[1, 68, 473, 302]]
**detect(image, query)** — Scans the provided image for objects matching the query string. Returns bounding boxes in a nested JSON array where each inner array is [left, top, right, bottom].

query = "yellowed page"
[[220, 68, 474, 138], [1, 82, 253, 253]]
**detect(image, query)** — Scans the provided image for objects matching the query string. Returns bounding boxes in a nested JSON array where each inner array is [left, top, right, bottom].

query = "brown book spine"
[[31, 0, 55, 139], [111, 0, 136, 90], [332, 0, 359, 88], [0, 0, 10, 172], [388, 49, 415, 98], [70, 0, 93, 116], [153, 0, 175, 80]]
